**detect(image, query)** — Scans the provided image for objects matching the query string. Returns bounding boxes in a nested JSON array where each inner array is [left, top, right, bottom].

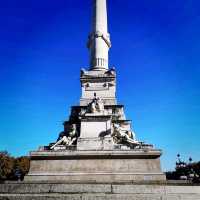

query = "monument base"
[[1, 182, 200, 200], [25, 149, 166, 182]]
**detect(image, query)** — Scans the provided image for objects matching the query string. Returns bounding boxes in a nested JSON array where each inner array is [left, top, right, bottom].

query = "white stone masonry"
[[88, 0, 111, 70]]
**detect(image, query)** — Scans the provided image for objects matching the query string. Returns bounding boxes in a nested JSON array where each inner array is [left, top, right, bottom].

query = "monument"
[[25, 0, 166, 182], [2, 1, 200, 200]]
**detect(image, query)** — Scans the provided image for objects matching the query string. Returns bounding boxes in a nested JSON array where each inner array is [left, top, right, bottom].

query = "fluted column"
[[88, 0, 111, 71]]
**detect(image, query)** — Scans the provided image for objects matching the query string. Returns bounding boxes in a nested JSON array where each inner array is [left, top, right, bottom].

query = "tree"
[[0, 151, 30, 181], [0, 151, 14, 180], [14, 156, 30, 180]]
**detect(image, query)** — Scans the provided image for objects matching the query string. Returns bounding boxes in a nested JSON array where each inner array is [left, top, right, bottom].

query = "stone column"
[[88, 0, 111, 71]]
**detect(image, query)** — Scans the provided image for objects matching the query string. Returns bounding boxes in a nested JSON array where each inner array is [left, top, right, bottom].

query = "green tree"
[[0, 151, 14, 180], [14, 156, 30, 180]]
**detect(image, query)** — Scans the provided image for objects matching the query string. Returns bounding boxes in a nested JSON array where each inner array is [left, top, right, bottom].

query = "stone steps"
[[1, 193, 200, 200], [0, 183, 200, 200]]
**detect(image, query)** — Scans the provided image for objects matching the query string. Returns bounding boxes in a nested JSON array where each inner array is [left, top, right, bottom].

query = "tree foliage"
[[0, 151, 14, 180], [0, 151, 30, 181], [15, 156, 30, 179]]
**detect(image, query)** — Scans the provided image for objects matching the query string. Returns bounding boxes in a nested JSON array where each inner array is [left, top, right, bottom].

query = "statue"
[[96, 97, 104, 113], [88, 96, 104, 114], [112, 124, 140, 147], [90, 99, 97, 113], [50, 124, 78, 150]]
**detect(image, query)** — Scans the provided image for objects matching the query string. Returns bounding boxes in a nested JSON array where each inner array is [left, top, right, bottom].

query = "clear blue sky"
[[0, 0, 200, 171]]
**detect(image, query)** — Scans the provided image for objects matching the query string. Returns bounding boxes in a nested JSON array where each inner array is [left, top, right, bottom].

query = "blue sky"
[[0, 0, 200, 171]]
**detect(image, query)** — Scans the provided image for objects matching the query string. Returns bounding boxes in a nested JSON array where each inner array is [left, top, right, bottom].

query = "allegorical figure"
[[89, 97, 104, 114], [112, 124, 140, 147], [96, 97, 104, 113], [50, 124, 78, 150]]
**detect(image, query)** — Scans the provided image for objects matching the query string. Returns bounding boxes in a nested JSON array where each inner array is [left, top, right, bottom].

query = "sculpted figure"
[[51, 124, 77, 150], [90, 99, 97, 113], [112, 124, 140, 146], [96, 97, 104, 113], [88, 97, 104, 114]]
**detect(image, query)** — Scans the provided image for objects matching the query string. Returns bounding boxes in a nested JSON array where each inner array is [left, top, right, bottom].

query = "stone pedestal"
[[80, 114, 111, 138], [25, 149, 166, 182], [77, 137, 114, 150]]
